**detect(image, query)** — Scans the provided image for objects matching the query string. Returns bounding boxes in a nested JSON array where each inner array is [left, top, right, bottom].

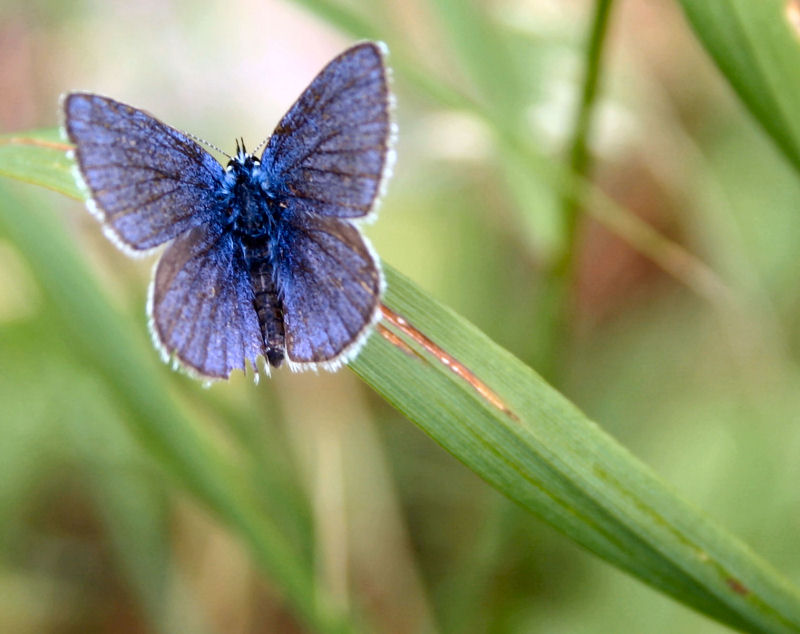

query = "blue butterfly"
[[63, 42, 395, 380]]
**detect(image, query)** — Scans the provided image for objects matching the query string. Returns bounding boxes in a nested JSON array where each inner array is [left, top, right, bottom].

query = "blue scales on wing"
[[64, 93, 223, 251], [150, 223, 264, 378], [262, 42, 393, 220], [274, 214, 382, 367]]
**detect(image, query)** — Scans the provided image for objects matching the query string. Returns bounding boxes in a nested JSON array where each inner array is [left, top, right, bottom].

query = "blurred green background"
[[2, 0, 800, 632]]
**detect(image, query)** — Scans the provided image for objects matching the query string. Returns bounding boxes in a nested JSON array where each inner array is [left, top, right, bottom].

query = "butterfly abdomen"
[[245, 245, 286, 367]]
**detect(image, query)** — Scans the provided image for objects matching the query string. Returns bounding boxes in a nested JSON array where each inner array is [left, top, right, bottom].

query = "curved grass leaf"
[[360, 269, 800, 634], [677, 0, 800, 175], [0, 130, 76, 196], [2, 130, 800, 632]]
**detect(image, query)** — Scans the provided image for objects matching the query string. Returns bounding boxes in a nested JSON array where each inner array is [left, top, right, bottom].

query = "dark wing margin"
[[274, 212, 383, 370], [63, 93, 224, 253], [149, 223, 264, 379], [262, 42, 395, 220]]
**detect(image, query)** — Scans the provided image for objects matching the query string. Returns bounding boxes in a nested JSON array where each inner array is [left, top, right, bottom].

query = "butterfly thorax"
[[218, 152, 278, 241]]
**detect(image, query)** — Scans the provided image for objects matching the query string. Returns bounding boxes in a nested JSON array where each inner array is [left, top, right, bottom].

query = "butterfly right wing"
[[273, 212, 382, 370], [261, 42, 394, 221], [260, 43, 393, 369], [64, 93, 224, 253]]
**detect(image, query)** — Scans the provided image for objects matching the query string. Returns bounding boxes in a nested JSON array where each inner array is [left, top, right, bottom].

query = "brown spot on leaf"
[[726, 577, 749, 596]]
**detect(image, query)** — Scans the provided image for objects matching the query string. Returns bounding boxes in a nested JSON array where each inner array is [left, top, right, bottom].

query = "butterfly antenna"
[[186, 130, 232, 160]]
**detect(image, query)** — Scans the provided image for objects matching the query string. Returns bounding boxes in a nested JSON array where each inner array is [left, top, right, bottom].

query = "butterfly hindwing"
[[150, 223, 264, 379], [262, 42, 393, 220], [274, 211, 382, 369], [64, 93, 224, 252]]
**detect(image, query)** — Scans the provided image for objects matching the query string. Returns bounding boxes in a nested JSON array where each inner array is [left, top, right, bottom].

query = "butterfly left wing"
[[273, 213, 382, 370], [150, 222, 265, 379], [64, 93, 224, 253], [261, 42, 394, 221]]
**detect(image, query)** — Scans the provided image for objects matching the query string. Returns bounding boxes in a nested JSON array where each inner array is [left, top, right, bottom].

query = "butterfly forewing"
[[262, 42, 393, 220], [64, 93, 224, 252], [150, 223, 264, 378]]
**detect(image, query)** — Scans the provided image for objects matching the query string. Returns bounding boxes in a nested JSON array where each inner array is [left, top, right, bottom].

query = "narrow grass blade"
[[352, 268, 800, 634], [0, 131, 76, 197], [677, 0, 800, 175]]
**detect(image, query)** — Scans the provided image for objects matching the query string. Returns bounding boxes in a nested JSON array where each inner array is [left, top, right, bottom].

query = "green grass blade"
[[4, 128, 800, 632], [560, 0, 616, 245], [0, 130, 77, 197], [539, 0, 616, 379], [353, 267, 800, 634], [677, 0, 800, 175]]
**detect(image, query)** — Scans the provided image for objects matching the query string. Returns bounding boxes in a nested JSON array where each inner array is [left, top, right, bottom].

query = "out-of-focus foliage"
[[1, 1, 800, 633]]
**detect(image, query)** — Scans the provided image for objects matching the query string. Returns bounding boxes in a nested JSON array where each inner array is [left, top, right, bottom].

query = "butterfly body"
[[63, 42, 394, 380], [217, 150, 287, 368]]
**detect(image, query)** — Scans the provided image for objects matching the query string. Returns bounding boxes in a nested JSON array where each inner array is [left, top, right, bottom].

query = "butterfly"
[[63, 42, 395, 380]]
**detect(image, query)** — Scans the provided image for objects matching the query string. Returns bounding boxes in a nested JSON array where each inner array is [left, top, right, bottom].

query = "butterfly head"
[[222, 138, 265, 189], [228, 138, 254, 167]]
